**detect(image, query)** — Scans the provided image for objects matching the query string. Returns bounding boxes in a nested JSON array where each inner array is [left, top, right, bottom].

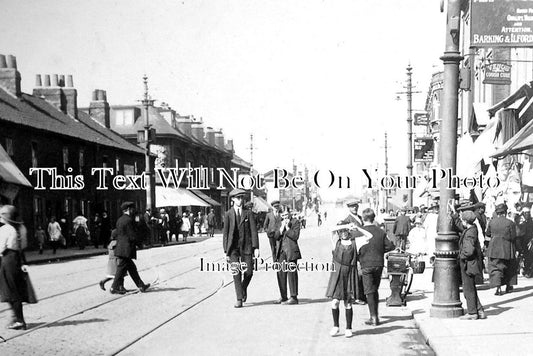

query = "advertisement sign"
[[471, 0, 533, 48], [483, 62, 512, 85], [414, 112, 429, 126], [414, 138, 434, 162]]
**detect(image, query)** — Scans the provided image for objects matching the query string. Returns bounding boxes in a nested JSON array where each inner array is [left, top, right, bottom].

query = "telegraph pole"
[[141, 75, 155, 211], [406, 64, 414, 208], [250, 133, 254, 202], [430, 0, 464, 318], [384, 131, 389, 211]]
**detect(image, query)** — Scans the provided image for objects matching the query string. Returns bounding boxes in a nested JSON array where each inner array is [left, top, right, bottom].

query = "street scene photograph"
[[1, 0, 533, 355]]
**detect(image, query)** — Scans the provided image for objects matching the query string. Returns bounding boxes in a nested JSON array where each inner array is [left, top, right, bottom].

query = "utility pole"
[[141, 75, 155, 211], [430, 0, 464, 318], [250, 133, 254, 202], [384, 131, 389, 211]]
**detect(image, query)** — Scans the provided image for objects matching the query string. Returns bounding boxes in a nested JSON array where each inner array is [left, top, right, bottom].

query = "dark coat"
[[222, 207, 259, 255], [276, 217, 302, 262], [114, 214, 138, 259], [325, 239, 358, 301], [459, 225, 483, 277], [207, 212, 216, 226], [359, 225, 395, 268], [486, 216, 516, 260], [393, 215, 411, 236], [263, 211, 282, 239]]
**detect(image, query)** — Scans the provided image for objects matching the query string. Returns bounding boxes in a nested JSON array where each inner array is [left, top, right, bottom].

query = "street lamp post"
[[141, 75, 155, 211], [430, 0, 464, 318], [406, 64, 414, 208]]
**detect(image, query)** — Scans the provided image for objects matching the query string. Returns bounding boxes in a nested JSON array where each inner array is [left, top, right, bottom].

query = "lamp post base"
[[430, 305, 463, 318]]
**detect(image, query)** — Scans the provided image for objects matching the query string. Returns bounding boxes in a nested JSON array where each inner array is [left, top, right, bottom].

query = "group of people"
[[143, 208, 217, 246]]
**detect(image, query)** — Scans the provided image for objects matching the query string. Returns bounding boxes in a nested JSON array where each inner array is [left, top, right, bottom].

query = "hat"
[[495, 203, 508, 214], [270, 200, 280, 207], [120, 201, 135, 211], [0, 205, 22, 224], [457, 199, 476, 212], [473, 202, 486, 209], [461, 210, 477, 224], [229, 188, 246, 198], [346, 199, 360, 207]]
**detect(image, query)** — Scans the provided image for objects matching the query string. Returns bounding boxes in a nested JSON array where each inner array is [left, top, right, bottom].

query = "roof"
[[0, 89, 144, 155], [231, 154, 251, 169]]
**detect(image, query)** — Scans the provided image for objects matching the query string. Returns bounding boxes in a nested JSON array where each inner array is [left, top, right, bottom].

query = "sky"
[[0, 0, 446, 198]]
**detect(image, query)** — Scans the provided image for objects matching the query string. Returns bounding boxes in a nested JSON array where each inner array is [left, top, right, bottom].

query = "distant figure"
[[263, 200, 282, 259], [47, 216, 62, 254], [393, 209, 411, 251], [35, 225, 46, 255], [73, 212, 89, 250], [158, 208, 170, 245], [317, 213, 322, 226], [180, 212, 191, 242], [207, 209, 216, 237], [324, 211, 328, 221]]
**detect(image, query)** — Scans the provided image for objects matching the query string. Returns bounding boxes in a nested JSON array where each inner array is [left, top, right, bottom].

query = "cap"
[[346, 199, 360, 207], [457, 199, 476, 212], [229, 188, 246, 198], [120, 201, 135, 211], [473, 202, 486, 209], [461, 210, 477, 224], [270, 200, 280, 207], [495, 203, 508, 214]]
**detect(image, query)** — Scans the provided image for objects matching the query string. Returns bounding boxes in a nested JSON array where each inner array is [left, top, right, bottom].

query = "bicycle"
[[386, 250, 426, 306]]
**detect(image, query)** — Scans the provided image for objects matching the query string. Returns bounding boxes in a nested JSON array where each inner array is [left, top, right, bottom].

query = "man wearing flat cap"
[[223, 189, 259, 308], [393, 209, 411, 251], [110, 202, 150, 294], [486, 203, 517, 295], [263, 200, 282, 259]]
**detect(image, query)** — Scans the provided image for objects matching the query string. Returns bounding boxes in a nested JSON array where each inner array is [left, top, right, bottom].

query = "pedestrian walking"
[[180, 212, 191, 242], [109, 202, 150, 294], [393, 209, 411, 252], [222, 189, 259, 308], [0, 205, 36, 330], [47, 216, 62, 254], [99, 229, 126, 292], [34, 225, 46, 254], [326, 225, 372, 338], [158, 208, 170, 245], [407, 217, 426, 255], [274, 207, 301, 305], [458, 211, 486, 320], [317, 212, 322, 226], [359, 208, 395, 326], [486, 203, 518, 295], [73, 212, 89, 250], [92, 213, 102, 249], [263, 200, 282, 260], [207, 208, 216, 237]]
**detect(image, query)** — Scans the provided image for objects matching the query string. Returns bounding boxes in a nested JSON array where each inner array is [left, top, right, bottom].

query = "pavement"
[[406, 265, 533, 356]]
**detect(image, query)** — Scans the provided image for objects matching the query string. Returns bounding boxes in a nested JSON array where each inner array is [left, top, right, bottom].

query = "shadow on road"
[[379, 315, 414, 325], [354, 325, 406, 335], [45, 318, 107, 328], [147, 287, 194, 293]]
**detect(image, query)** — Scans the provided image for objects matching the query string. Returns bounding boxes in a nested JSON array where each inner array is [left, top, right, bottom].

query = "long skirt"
[[0, 250, 29, 303], [489, 258, 517, 287]]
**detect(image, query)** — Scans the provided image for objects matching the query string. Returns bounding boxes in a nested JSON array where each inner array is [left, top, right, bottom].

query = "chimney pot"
[[0, 55, 6, 68], [6, 55, 17, 69], [92, 90, 98, 101], [89, 88, 110, 128], [44, 75, 51, 87], [51, 74, 58, 87], [66, 75, 73, 88], [97, 89, 105, 101], [59, 74, 65, 87], [35, 74, 42, 87]]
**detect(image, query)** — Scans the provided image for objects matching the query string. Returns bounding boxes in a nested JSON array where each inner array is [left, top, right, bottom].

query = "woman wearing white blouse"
[[0, 205, 29, 330]]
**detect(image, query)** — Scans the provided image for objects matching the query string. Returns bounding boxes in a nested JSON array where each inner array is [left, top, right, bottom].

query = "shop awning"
[[190, 190, 221, 206], [155, 186, 210, 208], [253, 196, 270, 212], [0, 144, 32, 187], [457, 119, 498, 175], [491, 117, 533, 158], [488, 82, 533, 117]]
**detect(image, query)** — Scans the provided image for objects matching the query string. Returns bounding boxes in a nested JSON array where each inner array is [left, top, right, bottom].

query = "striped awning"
[[0, 144, 32, 187], [155, 186, 210, 207], [190, 190, 221, 206]]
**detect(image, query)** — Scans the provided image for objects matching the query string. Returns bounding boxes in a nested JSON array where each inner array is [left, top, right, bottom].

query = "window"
[[115, 110, 134, 126], [5, 138, 13, 156], [115, 157, 120, 174], [31, 142, 38, 168], [210, 167, 215, 184], [102, 155, 108, 168], [134, 161, 138, 174], [79, 149, 85, 172], [63, 147, 69, 170]]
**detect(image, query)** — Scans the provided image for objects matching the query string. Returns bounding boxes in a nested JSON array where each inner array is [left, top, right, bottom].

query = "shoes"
[[495, 287, 505, 296], [329, 326, 339, 336], [234, 300, 243, 308], [6, 322, 26, 330], [110, 288, 126, 295], [139, 283, 150, 293], [354, 299, 367, 305], [364, 317, 380, 326], [243, 289, 247, 303], [505, 285, 514, 294], [283, 297, 299, 305], [478, 311, 487, 319], [460, 313, 479, 320], [274, 298, 288, 304], [345, 329, 353, 338], [99, 280, 106, 291]]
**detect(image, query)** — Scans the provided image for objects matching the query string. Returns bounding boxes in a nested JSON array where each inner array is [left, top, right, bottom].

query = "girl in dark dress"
[[326, 225, 371, 338]]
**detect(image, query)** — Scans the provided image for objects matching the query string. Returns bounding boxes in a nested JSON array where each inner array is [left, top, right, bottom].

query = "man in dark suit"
[[263, 200, 282, 259], [275, 207, 301, 305], [110, 202, 150, 294], [359, 208, 395, 326], [393, 209, 411, 251], [207, 208, 216, 237], [486, 203, 517, 295], [338, 199, 366, 304], [223, 189, 259, 308]]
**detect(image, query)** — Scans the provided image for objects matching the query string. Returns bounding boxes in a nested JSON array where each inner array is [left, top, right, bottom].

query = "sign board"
[[483, 62, 512, 85], [414, 113, 430, 126], [414, 138, 434, 162], [471, 0, 533, 48]]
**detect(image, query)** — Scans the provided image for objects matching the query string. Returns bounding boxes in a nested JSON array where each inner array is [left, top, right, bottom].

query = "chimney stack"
[[225, 139, 234, 152], [214, 129, 225, 149], [0, 54, 21, 96], [191, 119, 205, 141], [205, 126, 216, 146], [176, 115, 193, 136], [62, 74, 77, 118], [89, 89, 110, 128], [33, 73, 64, 110]]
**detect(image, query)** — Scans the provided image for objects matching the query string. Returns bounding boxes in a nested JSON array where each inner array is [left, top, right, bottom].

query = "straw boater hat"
[[0, 205, 23, 224], [346, 199, 360, 207]]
